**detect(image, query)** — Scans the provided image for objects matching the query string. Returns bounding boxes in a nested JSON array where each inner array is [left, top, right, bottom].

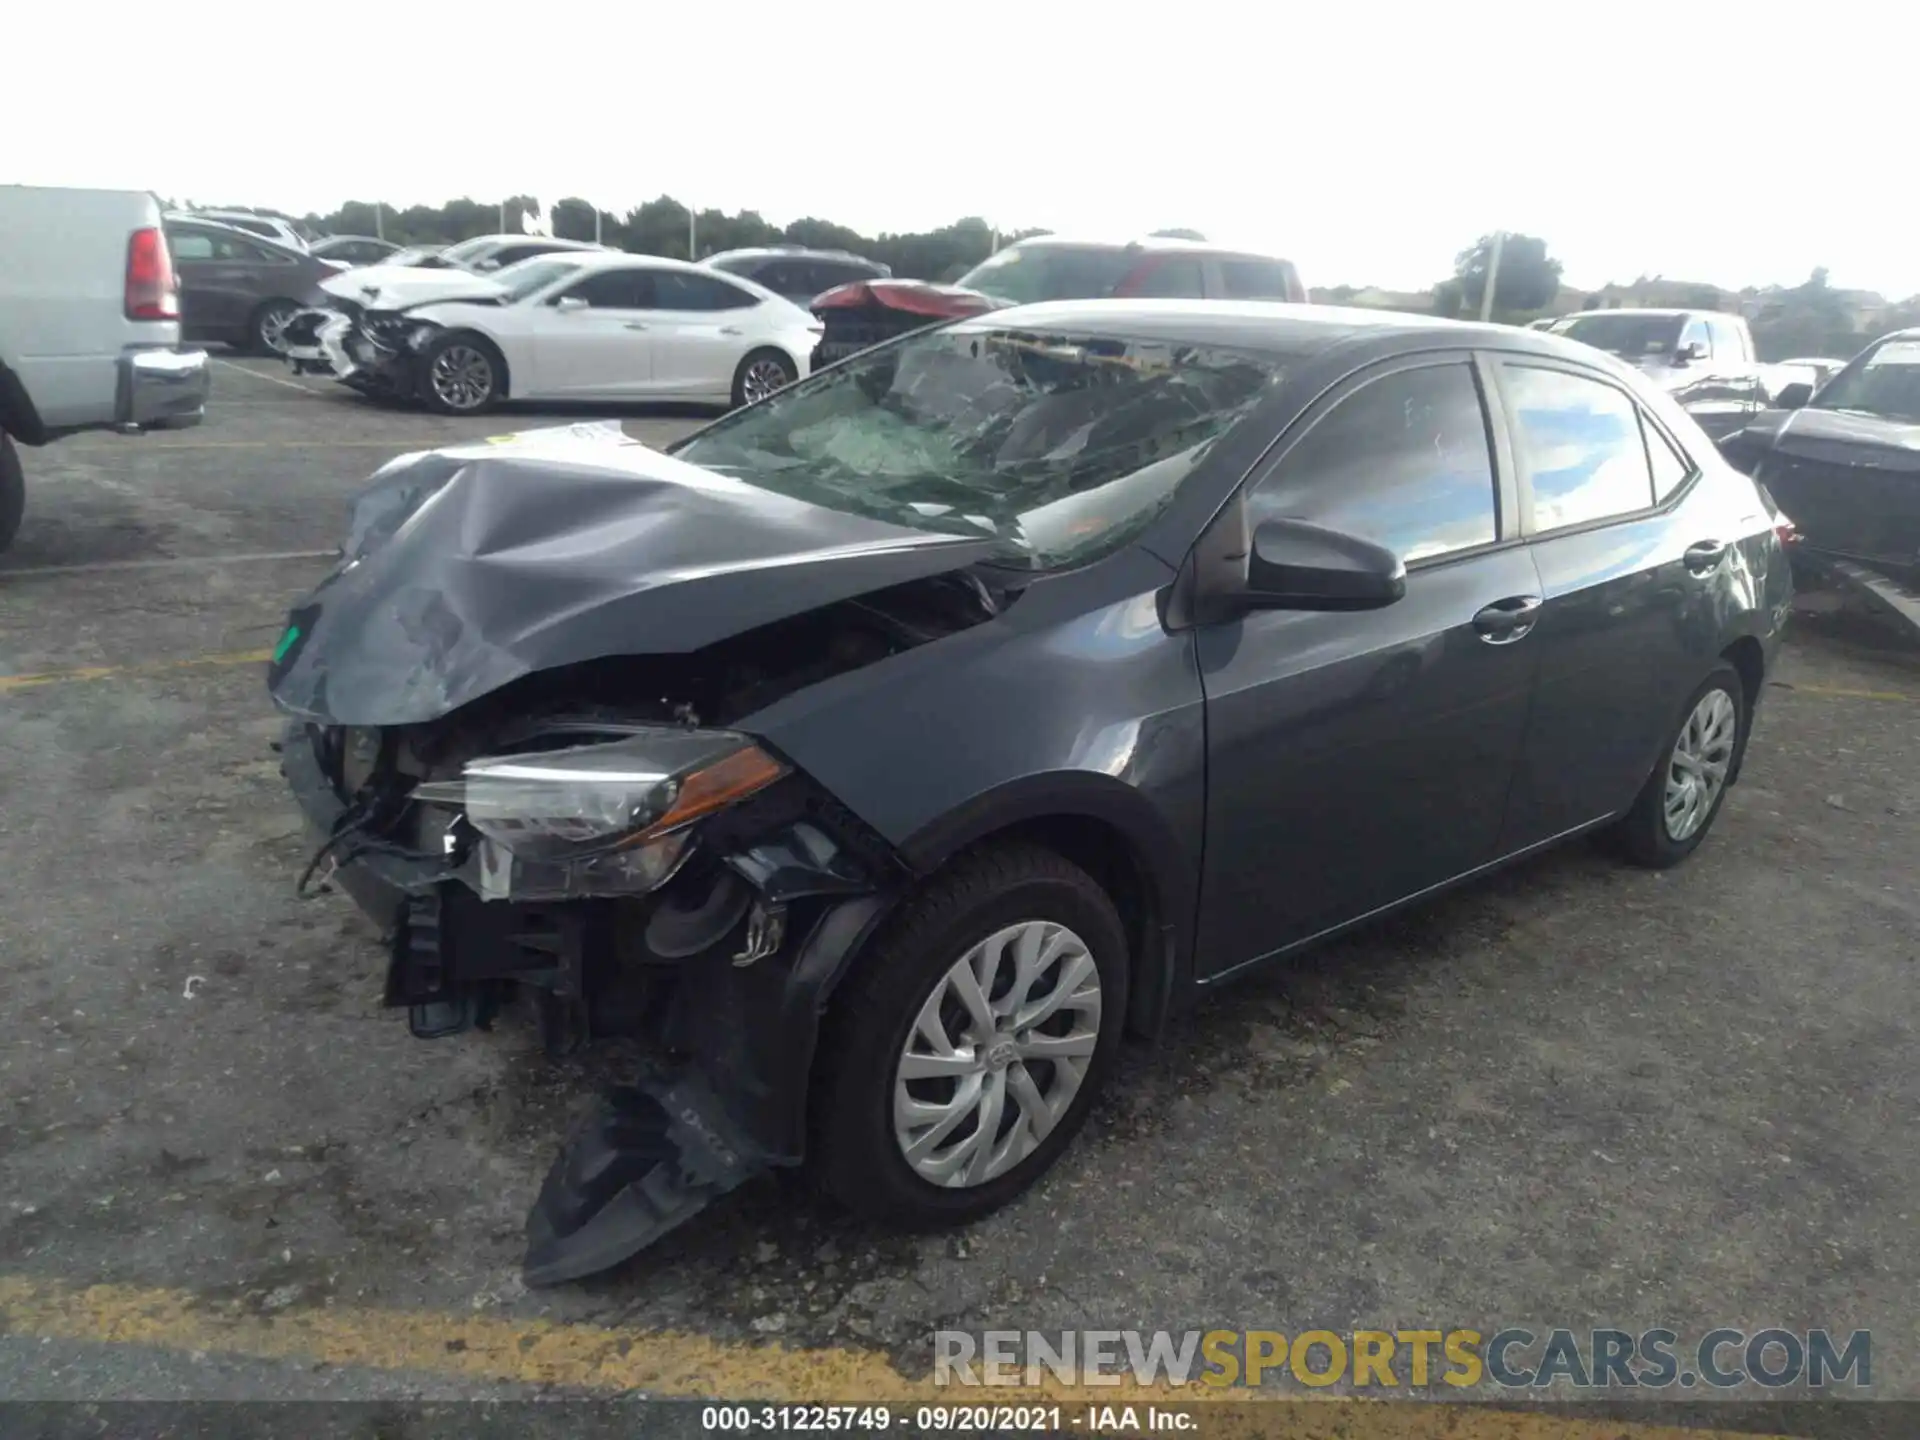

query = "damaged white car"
[[281, 252, 823, 414]]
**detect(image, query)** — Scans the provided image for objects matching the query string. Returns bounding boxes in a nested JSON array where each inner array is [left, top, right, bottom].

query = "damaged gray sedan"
[[268, 300, 1789, 1285]]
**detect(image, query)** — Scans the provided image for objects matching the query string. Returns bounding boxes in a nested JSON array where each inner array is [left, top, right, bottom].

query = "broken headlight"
[[411, 728, 788, 901]]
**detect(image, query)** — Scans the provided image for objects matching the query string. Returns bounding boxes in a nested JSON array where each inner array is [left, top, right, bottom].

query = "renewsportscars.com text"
[[934, 1327, 1871, 1391]]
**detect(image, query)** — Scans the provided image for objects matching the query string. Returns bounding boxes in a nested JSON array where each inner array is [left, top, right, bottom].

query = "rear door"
[[167, 224, 267, 341], [1708, 314, 1764, 427], [1195, 353, 1542, 976], [1489, 355, 1721, 848], [527, 265, 656, 397], [643, 271, 767, 398]]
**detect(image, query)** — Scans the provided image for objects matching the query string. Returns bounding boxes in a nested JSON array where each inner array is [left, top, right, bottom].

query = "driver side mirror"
[[1773, 381, 1813, 411], [1245, 518, 1406, 611], [553, 294, 589, 313], [1675, 339, 1708, 363]]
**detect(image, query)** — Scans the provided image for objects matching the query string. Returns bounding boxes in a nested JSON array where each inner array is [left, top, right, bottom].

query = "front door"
[[527, 267, 656, 398], [1195, 356, 1541, 979]]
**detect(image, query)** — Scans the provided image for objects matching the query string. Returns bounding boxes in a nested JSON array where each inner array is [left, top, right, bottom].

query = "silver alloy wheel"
[[1664, 687, 1738, 841], [741, 357, 790, 405], [429, 344, 494, 411], [893, 919, 1101, 1188], [258, 304, 297, 355]]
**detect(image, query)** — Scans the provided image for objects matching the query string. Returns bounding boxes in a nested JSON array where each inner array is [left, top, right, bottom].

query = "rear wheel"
[[1609, 662, 1747, 868], [731, 349, 796, 409], [250, 299, 301, 356], [418, 334, 502, 414], [0, 432, 23, 553], [810, 843, 1128, 1226]]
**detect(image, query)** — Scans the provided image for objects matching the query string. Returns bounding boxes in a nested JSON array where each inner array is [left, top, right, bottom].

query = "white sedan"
[[282, 251, 823, 414]]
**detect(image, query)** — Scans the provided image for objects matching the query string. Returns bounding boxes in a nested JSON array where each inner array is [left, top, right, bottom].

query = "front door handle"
[[1473, 595, 1544, 643], [624, 322, 649, 331], [1684, 540, 1729, 573]]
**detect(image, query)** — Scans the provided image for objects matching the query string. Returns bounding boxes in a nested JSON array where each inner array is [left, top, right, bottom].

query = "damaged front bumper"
[[282, 305, 426, 396], [279, 718, 897, 1285]]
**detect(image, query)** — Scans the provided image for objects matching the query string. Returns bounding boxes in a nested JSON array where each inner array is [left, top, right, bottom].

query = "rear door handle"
[[1685, 540, 1729, 573], [624, 322, 649, 331], [719, 326, 742, 336], [1472, 595, 1543, 643]]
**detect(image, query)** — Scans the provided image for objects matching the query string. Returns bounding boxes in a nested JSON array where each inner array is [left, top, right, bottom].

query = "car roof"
[[1005, 234, 1295, 261], [163, 214, 306, 252], [707, 246, 877, 264], [1556, 307, 1725, 322], [562, 250, 749, 275], [949, 297, 1613, 359]]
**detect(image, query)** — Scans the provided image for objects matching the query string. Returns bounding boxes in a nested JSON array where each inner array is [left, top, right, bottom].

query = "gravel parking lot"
[[2, 356, 1917, 1425]]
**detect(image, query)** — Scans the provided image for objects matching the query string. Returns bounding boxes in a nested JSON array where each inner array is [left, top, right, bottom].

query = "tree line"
[[280, 195, 1047, 286], [200, 196, 1918, 361]]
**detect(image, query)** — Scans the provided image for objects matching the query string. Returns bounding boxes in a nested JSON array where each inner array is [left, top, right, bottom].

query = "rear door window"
[[1251, 360, 1500, 563], [1707, 315, 1749, 362], [1220, 258, 1299, 300], [651, 272, 760, 311], [1502, 365, 1657, 530], [1133, 259, 1207, 298]]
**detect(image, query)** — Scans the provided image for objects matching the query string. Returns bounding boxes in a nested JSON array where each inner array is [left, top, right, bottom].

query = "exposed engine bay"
[[280, 564, 1001, 1284]]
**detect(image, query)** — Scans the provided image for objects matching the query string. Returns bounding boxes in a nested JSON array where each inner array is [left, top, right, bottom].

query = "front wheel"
[[1608, 662, 1747, 868], [250, 299, 301, 356], [810, 844, 1128, 1227], [418, 334, 502, 415], [731, 349, 797, 409], [0, 432, 24, 553]]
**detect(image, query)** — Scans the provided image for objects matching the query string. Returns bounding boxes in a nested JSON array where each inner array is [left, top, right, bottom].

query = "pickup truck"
[[1548, 307, 1766, 439], [0, 185, 212, 552]]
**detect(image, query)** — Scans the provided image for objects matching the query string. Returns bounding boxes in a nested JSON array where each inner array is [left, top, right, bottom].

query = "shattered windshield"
[[956, 246, 1139, 305], [1808, 339, 1920, 423], [1554, 313, 1685, 358], [672, 325, 1286, 570]]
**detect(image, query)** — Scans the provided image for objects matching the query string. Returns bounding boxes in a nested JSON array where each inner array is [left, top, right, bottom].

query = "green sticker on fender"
[[273, 625, 301, 664]]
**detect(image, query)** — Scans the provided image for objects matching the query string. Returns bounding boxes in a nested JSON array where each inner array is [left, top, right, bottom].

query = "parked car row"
[[273, 233, 1310, 417]]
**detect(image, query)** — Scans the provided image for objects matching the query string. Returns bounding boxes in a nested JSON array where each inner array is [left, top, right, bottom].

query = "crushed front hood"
[[320, 265, 504, 311], [266, 422, 1006, 727]]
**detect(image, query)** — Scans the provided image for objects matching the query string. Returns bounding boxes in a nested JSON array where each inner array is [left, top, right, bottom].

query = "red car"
[[809, 234, 1305, 368]]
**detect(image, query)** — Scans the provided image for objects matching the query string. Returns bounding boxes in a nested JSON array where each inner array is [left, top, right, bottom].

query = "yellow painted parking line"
[[0, 648, 272, 694], [0, 1276, 1800, 1438], [1773, 682, 1918, 703], [62, 439, 455, 450]]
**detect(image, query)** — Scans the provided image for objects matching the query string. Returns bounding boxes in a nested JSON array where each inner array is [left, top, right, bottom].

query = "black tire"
[[730, 348, 797, 410], [0, 432, 23, 553], [416, 332, 503, 415], [1608, 662, 1747, 869], [249, 299, 301, 357], [810, 843, 1129, 1226]]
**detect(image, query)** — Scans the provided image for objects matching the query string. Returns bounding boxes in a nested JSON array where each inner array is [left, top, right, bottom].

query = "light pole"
[[1478, 231, 1506, 323]]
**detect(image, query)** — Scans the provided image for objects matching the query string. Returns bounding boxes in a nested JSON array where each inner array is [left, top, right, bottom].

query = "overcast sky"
[[7, 1, 1911, 297]]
